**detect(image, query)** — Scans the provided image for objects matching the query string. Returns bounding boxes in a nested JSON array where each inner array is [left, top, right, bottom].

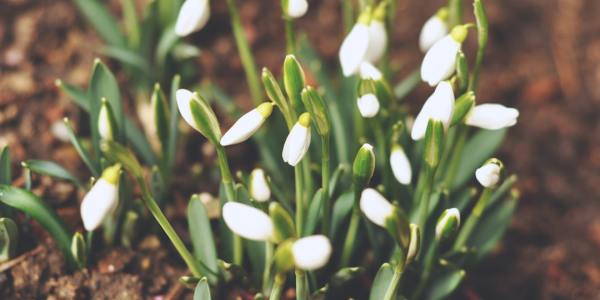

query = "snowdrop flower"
[[435, 208, 460, 240], [220, 102, 274, 146], [390, 145, 412, 185], [475, 161, 502, 188], [465, 104, 519, 130], [249, 168, 270, 202], [176, 89, 201, 132], [359, 62, 383, 80], [357, 93, 380, 118], [287, 0, 308, 18], [80, 165, 120, 231], [421, 25, 468, 86], [339, 20, 371, 76], [364, 19, 387, 63], [292, 235, 332, 270], [282, 113, 312, 166], [360, 188, 394, 227], [98, 102, 114, 141], [419, 8, 449, 52], [222, 202, 274, 241], [175, 0, 211, 37], [411, 81, 455, 140]]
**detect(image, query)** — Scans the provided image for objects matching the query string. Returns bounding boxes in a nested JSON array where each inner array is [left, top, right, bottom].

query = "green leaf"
[[0, 217, 18, 262], [304, 188, 325, 236], [468, 195, 518, 258], [166, 75, 181, 171], [70, 232, 87, 269], [269, 202, 296, 242], [89, 60, 123, 155], [0, 185, 75, 266], [262, 68, 292, 125], [55, 80, 89, 111], [62, 118, 100, 177], [452, 128, 507, 189], [155, 24, 179, 66], [283, 55, 306, 113], [331, 192, 354, 240], [369, 263, 394, 300], [22, 160, 82, 187], [72, 0, 127, 47], [393, 69, 421, 100], [102, 46, 150, 73], [193, 277, 212, 300], [188, 195, 219, 283], [151, 83, 170, 155], [0, 146, 11, 185], [425, 268, 466, 300]]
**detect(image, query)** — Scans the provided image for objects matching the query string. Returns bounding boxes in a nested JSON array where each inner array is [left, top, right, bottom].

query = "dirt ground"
[[0, 0, 599, 299]]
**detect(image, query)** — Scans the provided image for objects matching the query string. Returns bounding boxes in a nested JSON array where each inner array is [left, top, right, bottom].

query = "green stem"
[[442, 125, 468, 188], [284, 17, 296, 54], [413, 239, 439, 299], [416, 166, 435, 230], [447, 0, 464, 28], [454, 187, 493, 250], [295, 165, 304, 235], [382, 260, 405, 300], [271, 273, 286, 300], [341, 0, 353, 33], [340, 195, 361, 266], [263, 242, 274, 294], [136, 176, 202, 277], [321, 135, 331, 235], [295, 269, 307, 300], [226, 0, 262, 105]]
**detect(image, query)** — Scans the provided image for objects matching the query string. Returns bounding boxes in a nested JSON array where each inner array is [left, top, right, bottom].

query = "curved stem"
[[453, 187, 493, 250], [382, 260, 405, 300]]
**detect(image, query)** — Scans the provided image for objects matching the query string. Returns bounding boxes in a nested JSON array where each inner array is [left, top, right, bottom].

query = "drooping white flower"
[[175, 0, 211, 37], [80, 165, 120, 231], [357, 93, 380, 118], [419, 11, 449, 52], [220, 102, 274, 146], [411, 81, 455, 140], [359, 62, 383, 80], [465, 104, 519, 130], [282, 113, 312, 166], [287, 0, 308, 18], [360, 188, 394, 227], [475, 162, 501, 188], [364, 19, 387, 63], [292, 235, 332, 270], [176, 89, 201, 132], [390, 145, 412, 185], [421, 25, 467, 86], [435, 208, 460, 239], [249, 168, 270, 202], [222, 202, 274, 241], [339, 22, 370, 76]]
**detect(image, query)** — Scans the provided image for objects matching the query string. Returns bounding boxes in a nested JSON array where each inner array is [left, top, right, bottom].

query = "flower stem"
[[340, 192, 361, 266], [453, 187, 493, 250], [271, 273, 286, 300], [415, 165, 435, 230], [262, 242, 274, 294], [321, 135, 331, 235], [284, 16, 296, 54], [413, 239, 439, 299], [441, 125, 468, 188], [295, 269, 307, 300], [382, 260, 406, 300]]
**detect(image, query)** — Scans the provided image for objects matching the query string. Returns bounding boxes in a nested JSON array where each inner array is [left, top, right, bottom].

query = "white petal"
[[359, 62, 383, 80], [475, 163, 501, 187], [250, 169, 271, 202], [98, 106, 112, 140], [292, 235, 332, 270], [220, 109, 265, 146], [465, 104, 519, 130], [288, 0, 308, 18], [339, 24, 370, 76], [282, 123, 311, 166], [360, 188, 393, 227], [357, 94, 380, 118], [222, 202, 273, 241], [435, 208, 460, 237], [420, 35, 460, 86], [390, 147, 412, 185], [411, 81, 455, 140], [176, 89, 201, 132], [80, 179, 118, 231], [419, 16, 449, 52], [175, 0, 211, 37], [364, 20, 387, 63]]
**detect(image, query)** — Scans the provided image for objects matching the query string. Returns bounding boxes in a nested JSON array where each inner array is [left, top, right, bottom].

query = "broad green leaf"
[[468, 196, 518, 258], [452, 129, 507, 189], [72, 0, 127, 47], [22, 160, 82, 187], [0, 186, 74, 266], [151, 83, 170, 155], [331, 192, 354, 241], [193, 278, 212, 300], [0, 217, 18, 262], [188, 195, 218, 283], [90, 60, 124, 141], [0, 147, 11, 185], [369, 263, 394, 300], [425, 268, 466, 300]]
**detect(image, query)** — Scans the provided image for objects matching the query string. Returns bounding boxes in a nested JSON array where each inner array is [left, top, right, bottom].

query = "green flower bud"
[[456, 50, 469, 92], [71, 232, 87, 269], [101, 141, 143, 179], [435, 208, 461, 241], [151, 83, 170, 148], [0, 217, 18, 262], [423, 119, 444, 168], [450, 91, 476, 126], [98, 98, 118, 141], [383, 205, 411, 254], [352, 143, 375, 191], [262, 68, 292, 124], [273, 239, 295, 273], [269, 202, 296, 243], [300, 86, 331, 136], [283, 55, 306, 113], [405, 224, 420, 265]]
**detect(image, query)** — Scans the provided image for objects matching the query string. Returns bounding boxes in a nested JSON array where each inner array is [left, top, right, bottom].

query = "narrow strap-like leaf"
[[22, 160, 82, 188]]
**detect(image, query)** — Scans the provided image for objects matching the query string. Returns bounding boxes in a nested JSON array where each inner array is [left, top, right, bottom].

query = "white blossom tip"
[[357, 93, 380, 118], [222, 202, 274, 241], [175, 0, 211, 37], [360, 188, 394, 227], [292, 235, 332, 270], [475, 162, 502, 188]]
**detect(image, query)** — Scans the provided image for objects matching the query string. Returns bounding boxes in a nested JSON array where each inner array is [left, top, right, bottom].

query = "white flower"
[[411, 81, 455, 140], [390, 146, 412, 185], [419, 14, 449, 52], [357, 93, 380, 118], [249, 168, 271, 202], [220, 103, 273, 146], [287, 0, 308, 18], [465, 104, 519, 130], [339, 23, 370, 76], [98, 103, 114, 140], [359, 62, 383, 80], [176, 89, 201, 132], [364, 20, 387, 63], [175, 0, 211, 37], [80, 165, 120, 231], [292, 235, 332, 270], [360, 188, 394, 227], [282, 113, 312, 166], [222, 202, 274, 241], [476, 162, 501, 188], [435, 208, 460, 238], [421, 26, 467, 86]]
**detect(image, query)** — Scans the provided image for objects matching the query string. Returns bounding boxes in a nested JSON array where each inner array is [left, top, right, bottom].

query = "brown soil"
[[0, 0, 599, 299]]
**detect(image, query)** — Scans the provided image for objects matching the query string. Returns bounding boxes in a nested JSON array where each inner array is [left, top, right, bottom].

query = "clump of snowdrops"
[[0, 0, 521, 299]]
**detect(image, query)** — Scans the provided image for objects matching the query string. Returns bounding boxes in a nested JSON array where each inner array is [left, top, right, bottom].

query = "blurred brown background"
[[1, 0, 599, 298]]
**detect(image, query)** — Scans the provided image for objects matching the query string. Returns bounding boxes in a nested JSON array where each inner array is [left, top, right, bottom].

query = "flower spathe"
[[411, 81, 455, 140], [419, 10, 449, 52], [287, 0, 308, 18], [292, 235, 332, 270], [220, 102, 274, 146], [435, 208, 461, 239], [421, 25, 467, 86], [390, 145, 412, 185], [357, 93, 380, 118], [465, 103, 519, 130], [476, 162, 501, 188], [339, 22, 370, 76], [282, 113, 312, 166], [176, 89, 201, 132], [80, 165, 120, 231], [360, 188, 394, 227], [222, 202, 274, 241], [249, 168, 271, 202], [175, 0, 211, 37]]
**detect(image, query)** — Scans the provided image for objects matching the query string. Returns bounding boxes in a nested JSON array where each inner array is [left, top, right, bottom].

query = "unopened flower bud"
[[357, 93, 380, 118], [352, 144, 375, 191], [98, 98, 117, 141], [220, 102, 274, 146], [287, 0, 308, 18], [465, 104, 519, 130], [475, 159, 503, 188], [435, 208, 461, 241], [390, 145, 412, 185], [249, 168, 271, 202], [282, 113, 312, 166], [419, 8, 449, 52], [292, 235, 332, 270]]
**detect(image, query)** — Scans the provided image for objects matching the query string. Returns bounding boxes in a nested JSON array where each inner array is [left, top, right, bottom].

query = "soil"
[[0, 0, 599, 299]]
